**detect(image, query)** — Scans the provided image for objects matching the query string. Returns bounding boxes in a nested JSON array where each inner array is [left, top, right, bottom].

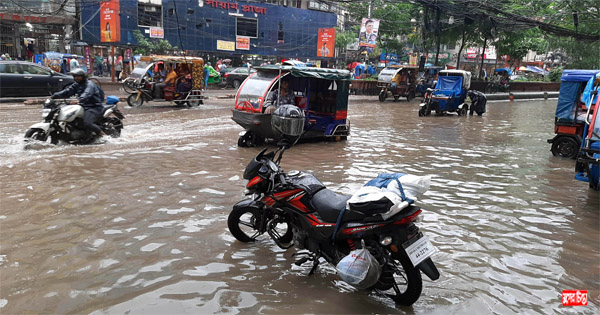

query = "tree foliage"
[[339, 0, 598, 69], [132, 30, 177, 55]]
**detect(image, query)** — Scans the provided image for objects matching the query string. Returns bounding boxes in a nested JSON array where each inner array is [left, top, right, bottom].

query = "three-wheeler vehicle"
[[419, 70, 472, 116], [232, 63, 351, 146], [126, 55, 205, 107], [575, 73, 600, 190], [547, 69, 600, 158], [377, 65, 418, 102]]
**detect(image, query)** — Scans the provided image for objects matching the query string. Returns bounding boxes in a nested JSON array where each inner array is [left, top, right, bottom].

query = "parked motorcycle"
[[228, 144, 439, 306], [24, 97, 124, 145]]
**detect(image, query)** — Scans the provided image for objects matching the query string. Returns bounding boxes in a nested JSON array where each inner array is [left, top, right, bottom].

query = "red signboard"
[[100, 0, 121, 43], [317, 28, 335, 58], [562, 290, 588, 306], [236, 36, 250, 50]]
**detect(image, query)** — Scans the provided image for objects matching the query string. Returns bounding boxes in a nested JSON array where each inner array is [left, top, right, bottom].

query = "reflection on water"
[[0, 98, 598, 314]]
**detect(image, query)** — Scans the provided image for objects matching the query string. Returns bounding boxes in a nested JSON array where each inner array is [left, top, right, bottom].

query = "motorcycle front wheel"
[[375, 251, 423, 306], [227, 207, 292, 243], [24, 128, 48, 142]]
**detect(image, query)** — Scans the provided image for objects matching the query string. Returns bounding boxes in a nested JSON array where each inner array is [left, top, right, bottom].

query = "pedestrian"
[[0, 54, 5, 60], [115, 56, 123, 81], [70, 56, 80, 71], [4, 54, 11, 60]]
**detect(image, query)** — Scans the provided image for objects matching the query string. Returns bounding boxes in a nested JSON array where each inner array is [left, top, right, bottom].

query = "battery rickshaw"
[[547, 69, 600, 158], [575, 73, 599, 190], [419, 70, 472, 116], [232, 63, 351, 146], [126, 55, 205, 107], [377, 65, 418, 102]]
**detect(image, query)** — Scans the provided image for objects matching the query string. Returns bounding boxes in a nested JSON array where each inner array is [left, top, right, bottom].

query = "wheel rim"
[[233, 80, 241, 89], [557, 139, 578, 157], [128, 94, 143, 107], [187, 99, 201, 107], [237, 211, 261, 240]]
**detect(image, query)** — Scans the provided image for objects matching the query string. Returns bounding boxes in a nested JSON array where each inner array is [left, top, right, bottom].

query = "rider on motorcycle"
[[51, 68, 107, 137]]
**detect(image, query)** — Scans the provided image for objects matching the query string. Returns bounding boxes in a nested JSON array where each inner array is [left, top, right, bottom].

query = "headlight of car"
[[41, 108, 51, 118]]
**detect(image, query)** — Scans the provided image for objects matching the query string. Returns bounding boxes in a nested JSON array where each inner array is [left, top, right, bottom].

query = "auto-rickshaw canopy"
[[138, 55, 204, 64], [555, 69, 600, 122], [438, 70, 471, 89], [378, 66, 419, 84], [254, 65, 352, 81]]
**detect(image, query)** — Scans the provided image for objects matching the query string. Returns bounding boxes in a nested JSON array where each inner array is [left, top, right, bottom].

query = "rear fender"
[[29, 122, 50, 132], [417, 257, 440, 280]]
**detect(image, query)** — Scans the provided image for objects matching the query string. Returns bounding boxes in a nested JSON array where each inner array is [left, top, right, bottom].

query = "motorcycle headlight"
[[41, 108, 51, 118]]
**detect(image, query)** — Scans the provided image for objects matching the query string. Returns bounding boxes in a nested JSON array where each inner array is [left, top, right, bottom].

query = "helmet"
[[271, 105, 305, 139], [68, 68, 88, 79]]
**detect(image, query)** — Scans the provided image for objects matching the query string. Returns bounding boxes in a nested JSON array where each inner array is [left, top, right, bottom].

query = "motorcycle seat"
[[310, 189, 357, 223]]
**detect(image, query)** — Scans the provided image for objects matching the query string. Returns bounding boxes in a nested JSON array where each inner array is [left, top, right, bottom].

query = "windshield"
[[237, 71, 278, 110], [130, 63, 153, 81], [378, 68, 398, 82]]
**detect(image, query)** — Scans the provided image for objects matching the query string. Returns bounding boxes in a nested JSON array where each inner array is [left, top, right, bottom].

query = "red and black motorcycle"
[[228, 145, 440, 306]]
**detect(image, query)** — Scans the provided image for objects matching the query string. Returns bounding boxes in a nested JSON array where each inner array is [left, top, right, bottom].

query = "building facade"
[[0, 0, 77, 59], [80, 0, 337, 60]]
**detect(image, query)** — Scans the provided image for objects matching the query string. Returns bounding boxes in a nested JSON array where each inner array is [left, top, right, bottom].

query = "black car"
[[224, 67, 257, 89], [0, 61, 75, 98]]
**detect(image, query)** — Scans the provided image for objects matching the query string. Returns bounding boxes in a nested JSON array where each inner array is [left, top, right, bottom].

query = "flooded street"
[[0, 96, 598, 314]]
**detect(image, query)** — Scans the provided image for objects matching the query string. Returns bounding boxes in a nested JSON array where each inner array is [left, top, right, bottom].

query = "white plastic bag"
[[383, 174, 431, 202], [336, 247, 381, 289]]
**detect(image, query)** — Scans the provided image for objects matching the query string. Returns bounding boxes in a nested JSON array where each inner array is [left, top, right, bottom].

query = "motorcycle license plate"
[[402, 232, 436, 267]]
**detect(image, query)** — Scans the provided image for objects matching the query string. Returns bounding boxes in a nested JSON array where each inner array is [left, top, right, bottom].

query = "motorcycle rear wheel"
[[376, 251, 422, 306], [227, 207, 292, 243]]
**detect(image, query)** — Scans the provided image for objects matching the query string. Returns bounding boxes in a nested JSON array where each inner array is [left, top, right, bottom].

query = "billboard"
[[466, 47, 497, 60], [359, 18, 379, 51], [236, 36, 250, 50], [317, 28, 335, 58], [150, 27, 164, 39], [100, 0, 120, 43], [217, 40, 235, 51]]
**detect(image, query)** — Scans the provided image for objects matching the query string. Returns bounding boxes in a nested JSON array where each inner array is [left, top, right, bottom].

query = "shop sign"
[[317, 28, 335, 58], [217, 40, 235, 51], [466, 47, 496, 60], [150, 27, 164, 39], [204, 1, 267, 14], [100, 0, 121, 43], [236, 36, 250, 50], [85, 46, 92, 74]]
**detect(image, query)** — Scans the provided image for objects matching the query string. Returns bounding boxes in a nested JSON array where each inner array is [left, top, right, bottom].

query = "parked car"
[[0, 61, 75, 98], [224, 67, 257, 89]]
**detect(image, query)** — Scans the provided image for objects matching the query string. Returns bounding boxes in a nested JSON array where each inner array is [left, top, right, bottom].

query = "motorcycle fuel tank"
[[57, 105, 84, 122]]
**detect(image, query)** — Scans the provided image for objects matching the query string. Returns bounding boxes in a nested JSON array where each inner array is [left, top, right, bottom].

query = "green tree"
[[132, 30, 177, 55], [495, 28, 548, 69]]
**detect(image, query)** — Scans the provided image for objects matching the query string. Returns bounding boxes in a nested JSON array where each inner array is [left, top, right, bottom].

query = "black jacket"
[[52, 80, 104, 107]]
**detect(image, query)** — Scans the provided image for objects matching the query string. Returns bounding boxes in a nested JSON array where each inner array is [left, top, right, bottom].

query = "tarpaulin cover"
[[435, 76, 463, 96], [494, 68, 513, 76], [556, 81, 581, 121], [556, 70, 600, 121], [560, 69, 600, 83], [582, 72, 600, 108]]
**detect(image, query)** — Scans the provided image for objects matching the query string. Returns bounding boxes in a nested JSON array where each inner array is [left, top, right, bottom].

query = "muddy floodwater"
[[0, 96, 598, 314]]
